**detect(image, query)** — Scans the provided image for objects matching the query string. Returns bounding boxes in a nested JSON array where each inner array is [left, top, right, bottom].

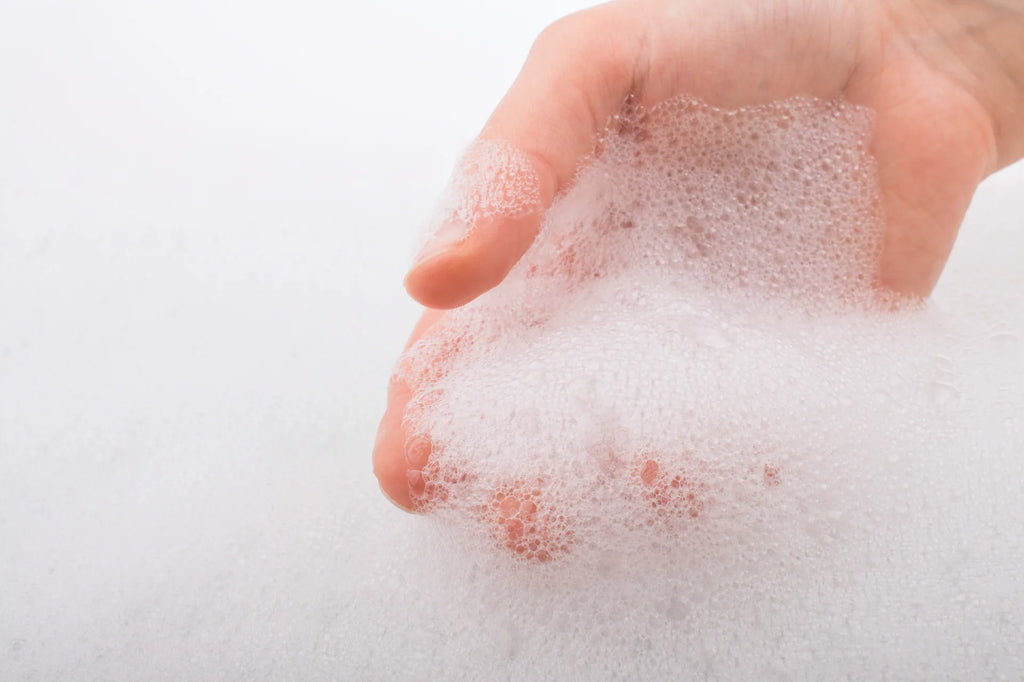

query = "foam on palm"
[[400, 96, 948, 569], [376, 100, 1024, 678]]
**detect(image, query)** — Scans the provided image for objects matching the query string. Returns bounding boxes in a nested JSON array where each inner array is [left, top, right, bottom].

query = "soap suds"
[[400, 96, 908, 563], [418, 139, 543, 250], [5, 5, 1024, 678], [374, 97, 1024, 680]]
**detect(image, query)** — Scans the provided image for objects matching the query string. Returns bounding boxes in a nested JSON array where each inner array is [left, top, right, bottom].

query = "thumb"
[[404, 7, 641, 309]]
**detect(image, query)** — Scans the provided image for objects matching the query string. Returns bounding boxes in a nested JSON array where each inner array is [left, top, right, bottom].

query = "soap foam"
[[385, 96, 1024, 677], [5, 4, 1024, 677], [418, 138, 543, 251], [401, 95, 905, 556]]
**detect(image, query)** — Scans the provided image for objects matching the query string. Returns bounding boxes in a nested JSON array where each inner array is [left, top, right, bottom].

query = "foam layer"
[[5, 3, 1024, 678], [420, 139, 543, 248], [385, 96, 1024, 675], [401, 96, 897, 555]]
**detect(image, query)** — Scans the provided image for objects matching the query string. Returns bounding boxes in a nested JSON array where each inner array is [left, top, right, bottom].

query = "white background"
[[2, 1, 1022, 680]]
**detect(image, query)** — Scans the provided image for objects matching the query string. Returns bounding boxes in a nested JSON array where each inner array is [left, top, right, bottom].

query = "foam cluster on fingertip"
[[398, 96, 941, 576], [418, 139, 543, 250]]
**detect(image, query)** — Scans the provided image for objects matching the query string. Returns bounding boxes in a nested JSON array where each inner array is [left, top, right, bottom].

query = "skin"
[[373, 0, 1024, 523]]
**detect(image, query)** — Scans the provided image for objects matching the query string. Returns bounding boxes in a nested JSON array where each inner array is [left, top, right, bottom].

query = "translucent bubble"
[[988, 331, 1020, 351], [928, 381, 960, 408]]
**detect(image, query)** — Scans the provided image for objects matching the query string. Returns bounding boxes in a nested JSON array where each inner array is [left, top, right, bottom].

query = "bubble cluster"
[[383, 96, 1024, 678], [5, 4, 1024, 676], [420, 138, 543, 246], [398, 96, 915, 565]]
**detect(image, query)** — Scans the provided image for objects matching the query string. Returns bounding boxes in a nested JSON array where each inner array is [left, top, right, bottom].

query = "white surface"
[[1, 2, 1023, 680]]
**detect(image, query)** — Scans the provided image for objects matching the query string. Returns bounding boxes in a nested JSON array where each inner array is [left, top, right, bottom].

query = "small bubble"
[[665, 596, 689, 620], [987, 331, 1019, 351], [927, 381, 959, 407], [703, 331, 729, 349]]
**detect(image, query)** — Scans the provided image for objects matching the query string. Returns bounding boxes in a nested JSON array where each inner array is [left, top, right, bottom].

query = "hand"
[[375, 0, 1024, 512]]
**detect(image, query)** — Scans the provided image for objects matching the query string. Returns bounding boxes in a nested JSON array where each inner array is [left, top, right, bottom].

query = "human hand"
[[375, 0, 1024, 514]]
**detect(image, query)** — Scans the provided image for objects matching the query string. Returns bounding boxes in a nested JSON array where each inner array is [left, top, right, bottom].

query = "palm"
[[376, 0, 1000, 511], [521, 0, 995, 295]]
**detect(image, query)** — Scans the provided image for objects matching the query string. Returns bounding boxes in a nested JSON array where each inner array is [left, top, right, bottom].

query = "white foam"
[[3, 8, 1024, 674], [402, 96, 896, 543], [418, 139, 543, 251], [390, 97, 1024, 675]]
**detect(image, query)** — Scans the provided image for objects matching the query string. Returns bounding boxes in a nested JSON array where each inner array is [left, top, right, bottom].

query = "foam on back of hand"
[[398, 96, 942, 571]]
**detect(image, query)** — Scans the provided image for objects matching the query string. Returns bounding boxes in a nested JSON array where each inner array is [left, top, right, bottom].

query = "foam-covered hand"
[[376, 0, 1024, 517]]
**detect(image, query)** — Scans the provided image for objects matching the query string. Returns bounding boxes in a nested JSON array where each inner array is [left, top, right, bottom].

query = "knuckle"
[[531, 12, 591, 57]]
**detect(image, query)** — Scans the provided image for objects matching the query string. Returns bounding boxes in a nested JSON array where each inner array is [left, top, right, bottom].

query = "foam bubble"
[[418, 139, 543, 250], [399, 99, 962, 578], [385, 95, 1024, 678]]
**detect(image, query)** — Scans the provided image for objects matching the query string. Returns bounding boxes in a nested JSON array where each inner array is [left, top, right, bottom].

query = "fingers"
[[404, 6, 643, 309], [373, 374, 418, 510], [372, 308, 447, 511], [865, 63, 996, 297], [404, 211, 546, 309]]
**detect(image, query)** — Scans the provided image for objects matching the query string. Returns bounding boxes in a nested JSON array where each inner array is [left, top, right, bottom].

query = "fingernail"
[[411, 220, 469, 270]]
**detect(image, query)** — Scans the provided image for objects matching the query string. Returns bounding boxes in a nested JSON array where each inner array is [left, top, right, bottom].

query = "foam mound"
[[400, 96, 909, 559], [388, 98, 1023, 677]]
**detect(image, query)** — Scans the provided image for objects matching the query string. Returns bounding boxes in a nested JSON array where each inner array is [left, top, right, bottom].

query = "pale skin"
[[373, 0, 1024, 547]]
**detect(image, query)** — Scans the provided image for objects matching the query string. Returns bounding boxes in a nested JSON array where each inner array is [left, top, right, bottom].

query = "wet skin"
[[373, 0, 1024, 558]]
